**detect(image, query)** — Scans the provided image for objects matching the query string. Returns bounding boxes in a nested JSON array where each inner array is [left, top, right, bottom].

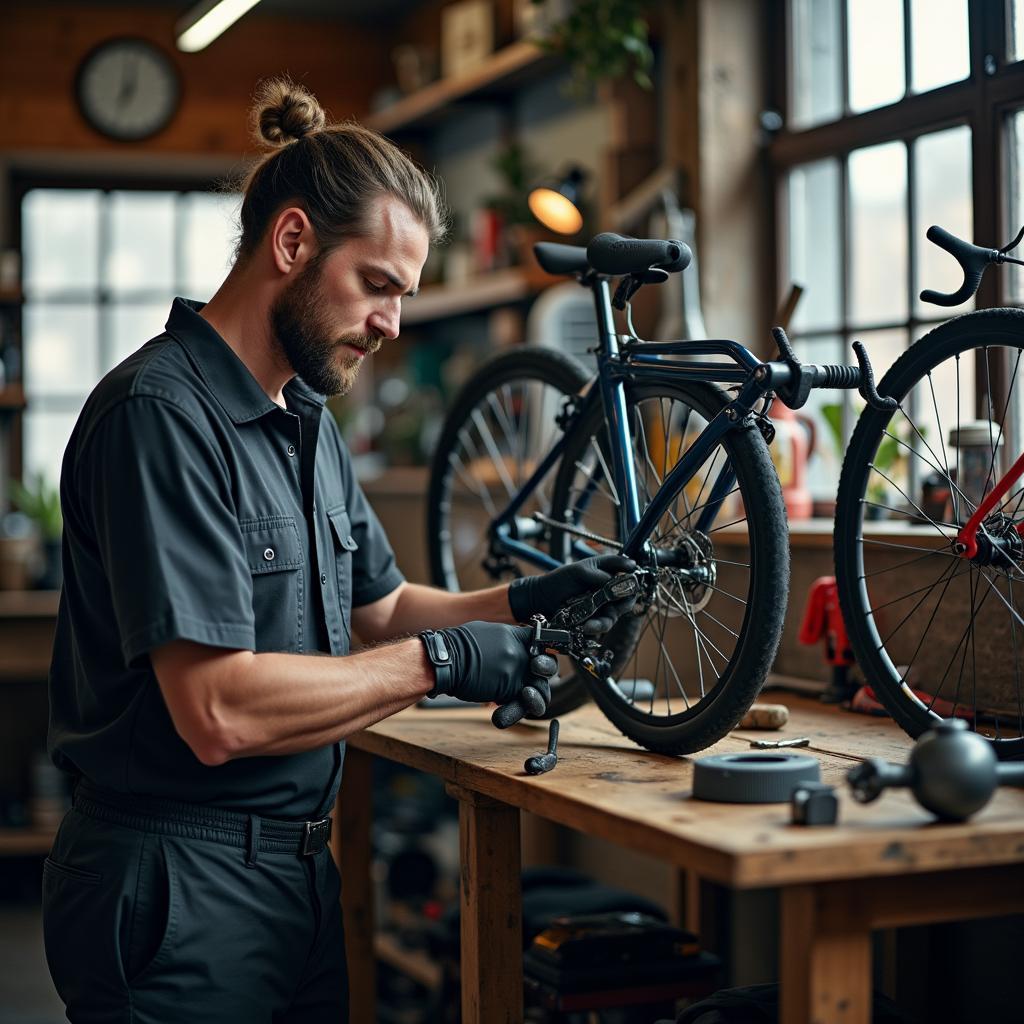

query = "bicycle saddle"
[[533, 242, 590, 276]]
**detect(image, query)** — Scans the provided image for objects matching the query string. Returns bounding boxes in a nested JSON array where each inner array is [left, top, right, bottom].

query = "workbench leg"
[[450, 785, 523, 1024], [334, 746, 375, 1024], [780, 884, 871, 1024]]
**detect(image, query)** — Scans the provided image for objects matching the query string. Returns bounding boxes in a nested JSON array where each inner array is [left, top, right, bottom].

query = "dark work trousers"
[[41, 784, 348, 1024]]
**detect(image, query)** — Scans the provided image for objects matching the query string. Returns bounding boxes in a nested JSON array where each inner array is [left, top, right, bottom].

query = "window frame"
[[8, 170, 234, 486], [768, 0, 1024, 502]]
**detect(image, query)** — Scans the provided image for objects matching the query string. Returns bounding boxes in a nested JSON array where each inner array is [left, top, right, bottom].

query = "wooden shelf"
[[0, 825, 56, 856], [0, 589, 60, 618], [0, 384, 25, 411], [402, 268, 549, 325], [366, 41, 562, 136]]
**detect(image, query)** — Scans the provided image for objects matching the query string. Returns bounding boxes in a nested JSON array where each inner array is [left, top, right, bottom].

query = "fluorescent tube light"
[[176, 0, 263, 53]]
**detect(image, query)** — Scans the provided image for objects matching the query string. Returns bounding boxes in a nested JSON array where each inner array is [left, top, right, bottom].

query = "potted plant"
[[530, 0, 657, 92], [822, 404, 909, 519], [11, 472, 63, 589]]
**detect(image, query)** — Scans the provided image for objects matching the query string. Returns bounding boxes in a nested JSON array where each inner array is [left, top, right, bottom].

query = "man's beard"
[[269, 259, 379, 397]]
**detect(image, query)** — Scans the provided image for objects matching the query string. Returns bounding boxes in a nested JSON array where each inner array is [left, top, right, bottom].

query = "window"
[[19, 186, 239, 487], [774, 0, 1024, 502]]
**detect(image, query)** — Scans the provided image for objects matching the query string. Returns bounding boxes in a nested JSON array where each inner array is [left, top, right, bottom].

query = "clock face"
[[76, 38, 180, 142]]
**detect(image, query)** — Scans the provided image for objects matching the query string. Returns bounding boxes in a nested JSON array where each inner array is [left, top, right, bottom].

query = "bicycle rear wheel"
[[426, 346, 593, 715], [549, 379, 789, 755], [835, 309, 1024, 758]]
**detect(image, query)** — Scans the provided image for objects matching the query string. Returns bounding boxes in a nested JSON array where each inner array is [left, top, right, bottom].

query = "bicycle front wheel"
[[549, 379, 789, 755], [425, 346, 593, 715], [835, 309, 1024, 758]]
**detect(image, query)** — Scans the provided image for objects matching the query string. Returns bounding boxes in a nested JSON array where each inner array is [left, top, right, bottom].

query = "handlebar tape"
[[587, 233, 692, 276], [812, 364, 861, 389], [920, 225, 996, 307]]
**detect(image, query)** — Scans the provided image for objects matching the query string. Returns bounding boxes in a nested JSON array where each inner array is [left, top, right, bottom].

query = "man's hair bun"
[[252, 77, 326, 146]]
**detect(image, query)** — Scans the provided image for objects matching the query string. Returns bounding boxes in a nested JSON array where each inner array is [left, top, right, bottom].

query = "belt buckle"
[[302, 817, 332, 856]]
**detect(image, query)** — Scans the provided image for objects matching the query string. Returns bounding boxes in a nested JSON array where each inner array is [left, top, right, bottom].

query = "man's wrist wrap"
[[418, 629, 454, 698]]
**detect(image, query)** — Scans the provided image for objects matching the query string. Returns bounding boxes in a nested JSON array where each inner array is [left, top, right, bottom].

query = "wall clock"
[[76, 38, 180, 142]]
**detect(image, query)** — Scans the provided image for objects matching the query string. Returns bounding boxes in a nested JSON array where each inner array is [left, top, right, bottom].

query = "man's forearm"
[[388, 581, 517, 633], [155, 637, 435, 764]]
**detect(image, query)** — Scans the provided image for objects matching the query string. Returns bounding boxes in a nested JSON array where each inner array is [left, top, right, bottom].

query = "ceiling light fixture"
[[176, 0, 263, 53]]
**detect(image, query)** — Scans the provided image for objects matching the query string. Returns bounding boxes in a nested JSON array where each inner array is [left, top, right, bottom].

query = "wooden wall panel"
[[0, 4, 390, 156]]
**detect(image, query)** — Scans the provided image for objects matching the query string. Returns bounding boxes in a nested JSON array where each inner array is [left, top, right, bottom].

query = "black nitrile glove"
[[426, 621, 535, 705], [492, 649, 559, 729], [508, 554, 639, 634]]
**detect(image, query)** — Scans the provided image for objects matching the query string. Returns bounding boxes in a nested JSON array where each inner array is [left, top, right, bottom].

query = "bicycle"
[[834, 224, 1024, 761], [426, 232, 893, 755]]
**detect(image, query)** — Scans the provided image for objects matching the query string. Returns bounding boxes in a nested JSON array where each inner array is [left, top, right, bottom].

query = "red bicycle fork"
[[955, 448, 1024, 558]]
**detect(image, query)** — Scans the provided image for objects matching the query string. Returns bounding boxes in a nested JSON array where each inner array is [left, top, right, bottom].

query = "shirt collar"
[[165, 297, 327, 424]]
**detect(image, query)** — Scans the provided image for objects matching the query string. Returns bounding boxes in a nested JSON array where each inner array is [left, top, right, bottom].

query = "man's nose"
[[369, 300, 400, 341]]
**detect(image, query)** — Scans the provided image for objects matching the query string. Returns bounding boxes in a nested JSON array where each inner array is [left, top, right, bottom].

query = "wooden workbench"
[[332, 695, 1024, 1024]]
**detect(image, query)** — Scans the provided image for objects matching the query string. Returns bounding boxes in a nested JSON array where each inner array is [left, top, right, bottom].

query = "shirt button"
[[320, 573, 328, 586], [263, 548, 275, 561], [287, 444, 296, 457]]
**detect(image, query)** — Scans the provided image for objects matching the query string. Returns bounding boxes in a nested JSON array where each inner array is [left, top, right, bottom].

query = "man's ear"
[[270, 206, 316, 276]]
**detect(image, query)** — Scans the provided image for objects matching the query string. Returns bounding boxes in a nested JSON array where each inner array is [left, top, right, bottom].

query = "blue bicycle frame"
[[490, 277, 798, 572]]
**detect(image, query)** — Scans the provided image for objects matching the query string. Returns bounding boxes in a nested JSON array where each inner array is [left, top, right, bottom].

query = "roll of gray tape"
[[692, 753, 820, 803]]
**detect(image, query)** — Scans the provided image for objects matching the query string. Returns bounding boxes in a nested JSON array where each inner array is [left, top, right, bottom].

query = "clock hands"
[[117, 56, 139, 110]]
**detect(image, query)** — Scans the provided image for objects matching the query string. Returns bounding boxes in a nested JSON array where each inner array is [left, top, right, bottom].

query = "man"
[[41, 81, 633, 1023]]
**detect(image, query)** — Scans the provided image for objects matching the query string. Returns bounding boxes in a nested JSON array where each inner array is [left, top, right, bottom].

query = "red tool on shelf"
[[798, 576, 858, 703]]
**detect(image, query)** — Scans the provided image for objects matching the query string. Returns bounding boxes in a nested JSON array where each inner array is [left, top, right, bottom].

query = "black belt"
[[72, 779, 333, 858]]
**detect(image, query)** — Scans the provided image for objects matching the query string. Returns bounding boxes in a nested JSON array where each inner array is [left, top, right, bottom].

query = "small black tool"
[[791, 782, 839, 826], [525, 720, 559, 776], [847, 717, 1024, 821]]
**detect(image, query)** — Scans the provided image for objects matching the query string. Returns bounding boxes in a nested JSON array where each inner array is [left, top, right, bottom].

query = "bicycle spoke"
[[859, 535, 961, 559], [863, 547, 957, 579], [876, 556, 962, 647], [842, 330, 1024, 754], [450, 446, 499, 519], [700, 602, 741, 634], [469, 408, 517, 498], [699, 581, 747, 606], [869, 558, 971, 617], [1010, 577, 1024, 737], [877, 559, 963, 693], [711, 557, 750, 570]]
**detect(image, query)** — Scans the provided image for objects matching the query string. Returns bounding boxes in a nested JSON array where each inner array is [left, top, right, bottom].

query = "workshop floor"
[[0, 902, 63, 1023]]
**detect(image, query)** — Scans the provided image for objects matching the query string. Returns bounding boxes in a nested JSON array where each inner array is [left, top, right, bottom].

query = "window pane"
[[1010, 109, 1024, 304], [106, 191, 176, 296], [915, 125, 973, 317], [848, 0, 906, 112], [1011, 0, 1024, 62], [789, 0, 842, 128], [910, 0, 969, 92], [23, 304, 99, 397], [22, 189, 102, 296], [788, 159, 842, 331], [182, 192, 239, 298], [106, 302, 174, 376], [25, 410, 82, 491], [849, 142, 908, 325]]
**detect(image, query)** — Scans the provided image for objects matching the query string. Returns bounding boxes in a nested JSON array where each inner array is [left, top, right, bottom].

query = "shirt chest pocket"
[[242, 516, 304, 653], [326, 505, 359, 644]]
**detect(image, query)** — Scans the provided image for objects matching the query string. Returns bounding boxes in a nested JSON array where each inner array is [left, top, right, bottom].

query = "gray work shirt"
[[47, 297, 404, 818]]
